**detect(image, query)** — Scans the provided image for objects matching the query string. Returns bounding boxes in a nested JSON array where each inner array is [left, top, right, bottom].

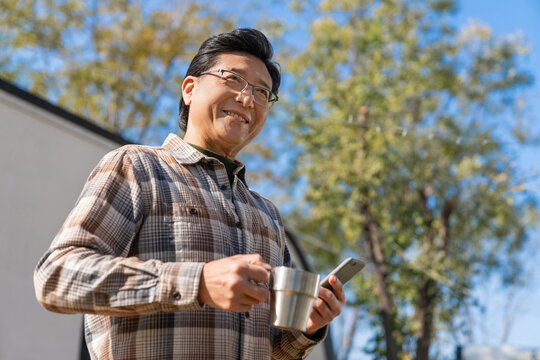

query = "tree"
[[285, 0, 538, 358], [0, 0, 233, 143]]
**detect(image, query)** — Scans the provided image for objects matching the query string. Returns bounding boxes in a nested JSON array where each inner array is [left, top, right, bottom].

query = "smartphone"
[[320, 257, 365, 289]]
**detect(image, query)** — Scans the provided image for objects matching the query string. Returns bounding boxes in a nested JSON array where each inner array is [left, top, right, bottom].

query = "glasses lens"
[[220, 70, 274, 107], [221, 72, 246, 92], [253, 87, 271, 104]]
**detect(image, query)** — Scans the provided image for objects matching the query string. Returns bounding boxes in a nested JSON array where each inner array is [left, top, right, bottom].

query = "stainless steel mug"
[[270, 266, 320, 331]]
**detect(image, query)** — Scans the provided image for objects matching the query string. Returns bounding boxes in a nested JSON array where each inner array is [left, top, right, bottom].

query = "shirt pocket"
[[167, 203, 229, 262]]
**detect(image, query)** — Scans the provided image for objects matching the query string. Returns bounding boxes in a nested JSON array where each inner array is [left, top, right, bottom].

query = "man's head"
[[179, 28, 280, 132]]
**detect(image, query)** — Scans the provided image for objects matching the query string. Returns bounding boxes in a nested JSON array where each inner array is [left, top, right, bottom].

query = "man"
[[34, 28, 345, 359]]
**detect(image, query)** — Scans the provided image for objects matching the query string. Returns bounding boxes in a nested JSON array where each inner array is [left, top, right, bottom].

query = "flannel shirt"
[[34, 134, 325, 359]]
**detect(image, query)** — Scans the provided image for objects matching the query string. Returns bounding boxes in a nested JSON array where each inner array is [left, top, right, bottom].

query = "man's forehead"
[[214, 52, 272, 89]]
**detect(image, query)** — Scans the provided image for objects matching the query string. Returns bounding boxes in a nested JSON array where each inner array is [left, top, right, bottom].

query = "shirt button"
[[235, 221, 242, 229], [173, 292, 181, 300], [220, 184, 228, 191], [189, 207, 197, 215]]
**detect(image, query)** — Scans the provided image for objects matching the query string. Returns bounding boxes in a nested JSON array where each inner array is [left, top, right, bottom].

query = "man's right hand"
[[198, 254, 271, 312]]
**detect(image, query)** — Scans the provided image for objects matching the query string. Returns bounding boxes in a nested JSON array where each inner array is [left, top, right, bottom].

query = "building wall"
[[0, 89, 120, 360]]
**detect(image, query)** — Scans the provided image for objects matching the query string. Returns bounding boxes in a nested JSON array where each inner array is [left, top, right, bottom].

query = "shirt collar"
[[162, 133, 247, 183]]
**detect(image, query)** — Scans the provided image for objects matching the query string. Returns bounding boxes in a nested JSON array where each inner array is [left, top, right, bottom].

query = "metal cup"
[[270, 266, 320, 332]]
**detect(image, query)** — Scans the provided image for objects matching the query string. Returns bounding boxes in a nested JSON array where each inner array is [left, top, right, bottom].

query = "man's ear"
[[182, 76, 197, 106]]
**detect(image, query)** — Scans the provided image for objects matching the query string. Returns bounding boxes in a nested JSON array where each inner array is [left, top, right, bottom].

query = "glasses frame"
[[200, 69, 279, 107]]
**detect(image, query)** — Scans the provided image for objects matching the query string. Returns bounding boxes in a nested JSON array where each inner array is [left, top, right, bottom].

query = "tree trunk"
[[415, 278, 437, 360], [360, 202, 399, 360], [356, 106, 399, 359], [414, 195, 454, 360]]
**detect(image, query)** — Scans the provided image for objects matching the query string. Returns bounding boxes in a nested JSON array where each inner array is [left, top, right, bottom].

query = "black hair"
[[178, 28, 281, 132]]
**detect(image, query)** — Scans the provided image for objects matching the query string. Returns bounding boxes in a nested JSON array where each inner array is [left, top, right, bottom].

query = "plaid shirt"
[[34, 134, 324, 359]]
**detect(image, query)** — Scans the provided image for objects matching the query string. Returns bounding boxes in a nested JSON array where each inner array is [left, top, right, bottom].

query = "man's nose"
[[236, 87, 255, 108]]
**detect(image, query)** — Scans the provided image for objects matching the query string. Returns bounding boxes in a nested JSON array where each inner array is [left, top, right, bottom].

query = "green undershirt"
[[188, 143, 238, 186]]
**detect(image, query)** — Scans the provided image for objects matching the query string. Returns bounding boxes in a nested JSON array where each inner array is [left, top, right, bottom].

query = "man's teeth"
[[225, 111, 248, 123]]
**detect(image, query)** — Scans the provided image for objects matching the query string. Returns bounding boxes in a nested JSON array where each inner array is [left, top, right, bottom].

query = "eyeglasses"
[[200, 69, 278, 107]]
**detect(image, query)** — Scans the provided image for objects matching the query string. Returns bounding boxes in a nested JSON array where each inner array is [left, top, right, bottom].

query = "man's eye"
[[225, 74, 242, 82], [255, 88, 270, 99]]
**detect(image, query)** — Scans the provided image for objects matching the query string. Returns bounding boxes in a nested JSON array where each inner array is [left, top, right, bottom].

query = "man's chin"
[[220, 125, 249, 140]]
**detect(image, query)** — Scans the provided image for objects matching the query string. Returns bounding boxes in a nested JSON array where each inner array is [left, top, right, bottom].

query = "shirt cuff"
[[158, 261, 205, 311], [289, 325, 328, 349], [303, 325, 328, 343]]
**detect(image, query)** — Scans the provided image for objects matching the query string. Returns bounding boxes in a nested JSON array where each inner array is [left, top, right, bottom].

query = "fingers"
[[198, 254, 271, 311], [319, 276, 345, 313], [327, 275, 346, 304], [245, 264, 271, 283], [239, 287, 268, 306], [307, 305, 325, 325], [233, 254, 271, 283], [304, 276, 346, 335], [241, 280, 269, 303], [311, 294, 336, 320], [246, 254, 272, 270], [235, 255, 271, 304]]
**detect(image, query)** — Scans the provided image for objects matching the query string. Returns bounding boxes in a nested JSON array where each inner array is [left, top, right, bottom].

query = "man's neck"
[[187, 143, 238, 186], [182, 133, 239, 160]]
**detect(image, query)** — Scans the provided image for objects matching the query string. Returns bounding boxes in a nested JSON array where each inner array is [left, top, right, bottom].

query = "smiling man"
[[182, 54, 272, 158], [34, 28, 345, 360]]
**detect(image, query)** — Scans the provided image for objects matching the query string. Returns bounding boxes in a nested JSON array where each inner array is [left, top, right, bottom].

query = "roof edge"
[[0, 77, 130, 146]]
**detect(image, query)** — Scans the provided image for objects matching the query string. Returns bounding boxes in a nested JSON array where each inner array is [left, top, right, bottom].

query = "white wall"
[[0, 90, 120, 360]]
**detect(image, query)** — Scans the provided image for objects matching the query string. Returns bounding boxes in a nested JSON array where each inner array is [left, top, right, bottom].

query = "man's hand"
[[304, 275, 346, 335], [198, 254, 271, 312]]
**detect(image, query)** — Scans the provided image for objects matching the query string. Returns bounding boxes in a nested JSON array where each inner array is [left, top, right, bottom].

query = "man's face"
[[182, 52, 273, 159]]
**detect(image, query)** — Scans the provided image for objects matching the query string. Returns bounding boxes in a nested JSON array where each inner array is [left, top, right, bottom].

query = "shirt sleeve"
[[33, 147, 204, 316], [271, 326, 328, 360]]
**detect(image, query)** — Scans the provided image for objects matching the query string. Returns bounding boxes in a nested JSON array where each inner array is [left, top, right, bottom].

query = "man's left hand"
[[304, 275, 346, 335]]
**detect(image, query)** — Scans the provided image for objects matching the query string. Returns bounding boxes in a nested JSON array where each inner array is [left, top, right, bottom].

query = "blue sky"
[[453, 0, 540, 352]]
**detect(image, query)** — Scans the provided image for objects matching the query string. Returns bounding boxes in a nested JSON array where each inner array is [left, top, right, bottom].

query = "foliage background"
[[1, 0, 539, 359]]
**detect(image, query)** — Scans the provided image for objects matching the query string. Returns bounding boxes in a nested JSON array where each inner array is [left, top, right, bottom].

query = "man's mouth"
[[224, 110, 249, 124]]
